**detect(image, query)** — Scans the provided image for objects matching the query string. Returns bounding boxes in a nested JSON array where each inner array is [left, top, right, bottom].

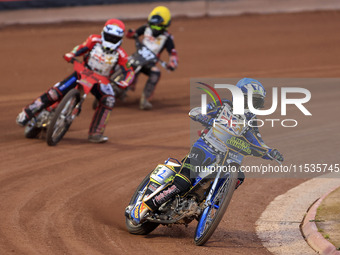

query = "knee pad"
[[149, 70, 161, 84], [187, 146, 215, 167], [144, 70, 161, 99], [100, 95, 115, 110]]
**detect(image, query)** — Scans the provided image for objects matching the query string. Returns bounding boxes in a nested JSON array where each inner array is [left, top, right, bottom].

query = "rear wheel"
[[125, 171, 159, 235], [194, 171, 238, 246], [46, 89, 80, 146]]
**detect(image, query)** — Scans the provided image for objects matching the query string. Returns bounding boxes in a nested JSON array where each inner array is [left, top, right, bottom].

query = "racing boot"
[[88, 134, 109, 143], [16, 99, 46, 127], [139, 92, 153, 110], [143, 174, 191, 213], [16, 86, 63, 127], [16, 110, 31, 127], [130, 201, 150, 225], [130, 168, 192, 225]]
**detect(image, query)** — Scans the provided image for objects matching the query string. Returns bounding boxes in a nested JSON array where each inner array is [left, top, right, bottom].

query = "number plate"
[[150, 165, 176, 184]]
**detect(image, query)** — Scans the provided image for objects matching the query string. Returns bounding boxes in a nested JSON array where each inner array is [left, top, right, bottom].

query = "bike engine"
[[151, 197, 201, 225], [36, 109, 53, 128]]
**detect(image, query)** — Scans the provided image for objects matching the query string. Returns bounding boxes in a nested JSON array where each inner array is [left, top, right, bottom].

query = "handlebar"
[[70, 57, 81, 64], [164, 157, 182, 166], [265, 152, 283, 165], [159, 60, 168, 70]]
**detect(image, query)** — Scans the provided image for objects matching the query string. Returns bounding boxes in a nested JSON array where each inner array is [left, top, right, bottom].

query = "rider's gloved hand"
[[63, 52, 75, 62], [126, 29, 136, 39], [269, 149, 284, 162], [167, 54, 178, 71]]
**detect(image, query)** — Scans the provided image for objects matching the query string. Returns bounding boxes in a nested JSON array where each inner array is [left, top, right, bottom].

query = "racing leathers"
[[17, 34, 134, 142], [126, 25, 178, 109], [141, 99, 283, 214]]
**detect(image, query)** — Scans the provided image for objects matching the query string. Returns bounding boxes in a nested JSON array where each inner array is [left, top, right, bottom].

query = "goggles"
[[150, 24, 165, 31], [103, 32, 122, 44]]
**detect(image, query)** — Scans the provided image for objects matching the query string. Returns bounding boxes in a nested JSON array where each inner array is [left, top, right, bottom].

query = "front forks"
[[203, 155, 222, 208], [72, 93, 87, 119], [203, 171, 221, 208]]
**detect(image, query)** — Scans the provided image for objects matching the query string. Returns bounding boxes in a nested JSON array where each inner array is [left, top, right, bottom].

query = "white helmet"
[[101, 19, 125, 52]]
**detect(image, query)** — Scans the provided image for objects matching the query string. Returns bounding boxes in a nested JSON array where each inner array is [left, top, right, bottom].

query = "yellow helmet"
[[148, 6, 171, 28]]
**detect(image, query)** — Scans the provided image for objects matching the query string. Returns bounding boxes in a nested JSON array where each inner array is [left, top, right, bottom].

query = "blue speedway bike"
[[125, 107, 281, 245]]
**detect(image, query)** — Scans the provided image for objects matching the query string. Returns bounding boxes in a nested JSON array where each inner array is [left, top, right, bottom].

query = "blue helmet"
[[236, 78, 266, 109]]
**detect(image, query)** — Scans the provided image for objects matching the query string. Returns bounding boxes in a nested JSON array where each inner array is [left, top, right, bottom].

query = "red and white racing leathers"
[[20, 34, 135, 139]]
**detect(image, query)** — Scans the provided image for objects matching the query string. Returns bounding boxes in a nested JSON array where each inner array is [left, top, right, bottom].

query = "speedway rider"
[[126, 6, 178, 110], [130, 78, 284, 225], [16, 19, 134, 143]]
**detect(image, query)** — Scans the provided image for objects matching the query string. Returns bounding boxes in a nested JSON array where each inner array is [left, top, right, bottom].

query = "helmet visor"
[[252, 95, 265, 109], [149, 14, 164, 26], [103, 32, 122, 44], [244, 95, 264, 109]]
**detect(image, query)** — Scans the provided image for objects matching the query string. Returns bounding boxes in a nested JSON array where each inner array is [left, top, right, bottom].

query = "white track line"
[[256, 173, 340, 255]]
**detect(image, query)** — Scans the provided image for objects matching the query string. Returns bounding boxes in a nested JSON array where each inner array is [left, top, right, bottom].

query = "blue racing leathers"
[[144, 99, 278, 212], [189, 99, 276, 166]]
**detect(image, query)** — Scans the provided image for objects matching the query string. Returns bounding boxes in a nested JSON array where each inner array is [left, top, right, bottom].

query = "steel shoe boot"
[[139, 93, 152, 110], [16, 110, 30, 127], [130, 201, 150, 225], [88, 134, 109, 143]]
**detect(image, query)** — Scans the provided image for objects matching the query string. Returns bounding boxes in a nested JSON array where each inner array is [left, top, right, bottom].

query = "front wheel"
[[194, 171, 238, 246], [125, 171, 159, 235], [46, 89, 80, 146]]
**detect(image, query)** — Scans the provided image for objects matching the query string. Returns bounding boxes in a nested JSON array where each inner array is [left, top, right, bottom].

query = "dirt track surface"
[[1, 11, 340, 254]]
